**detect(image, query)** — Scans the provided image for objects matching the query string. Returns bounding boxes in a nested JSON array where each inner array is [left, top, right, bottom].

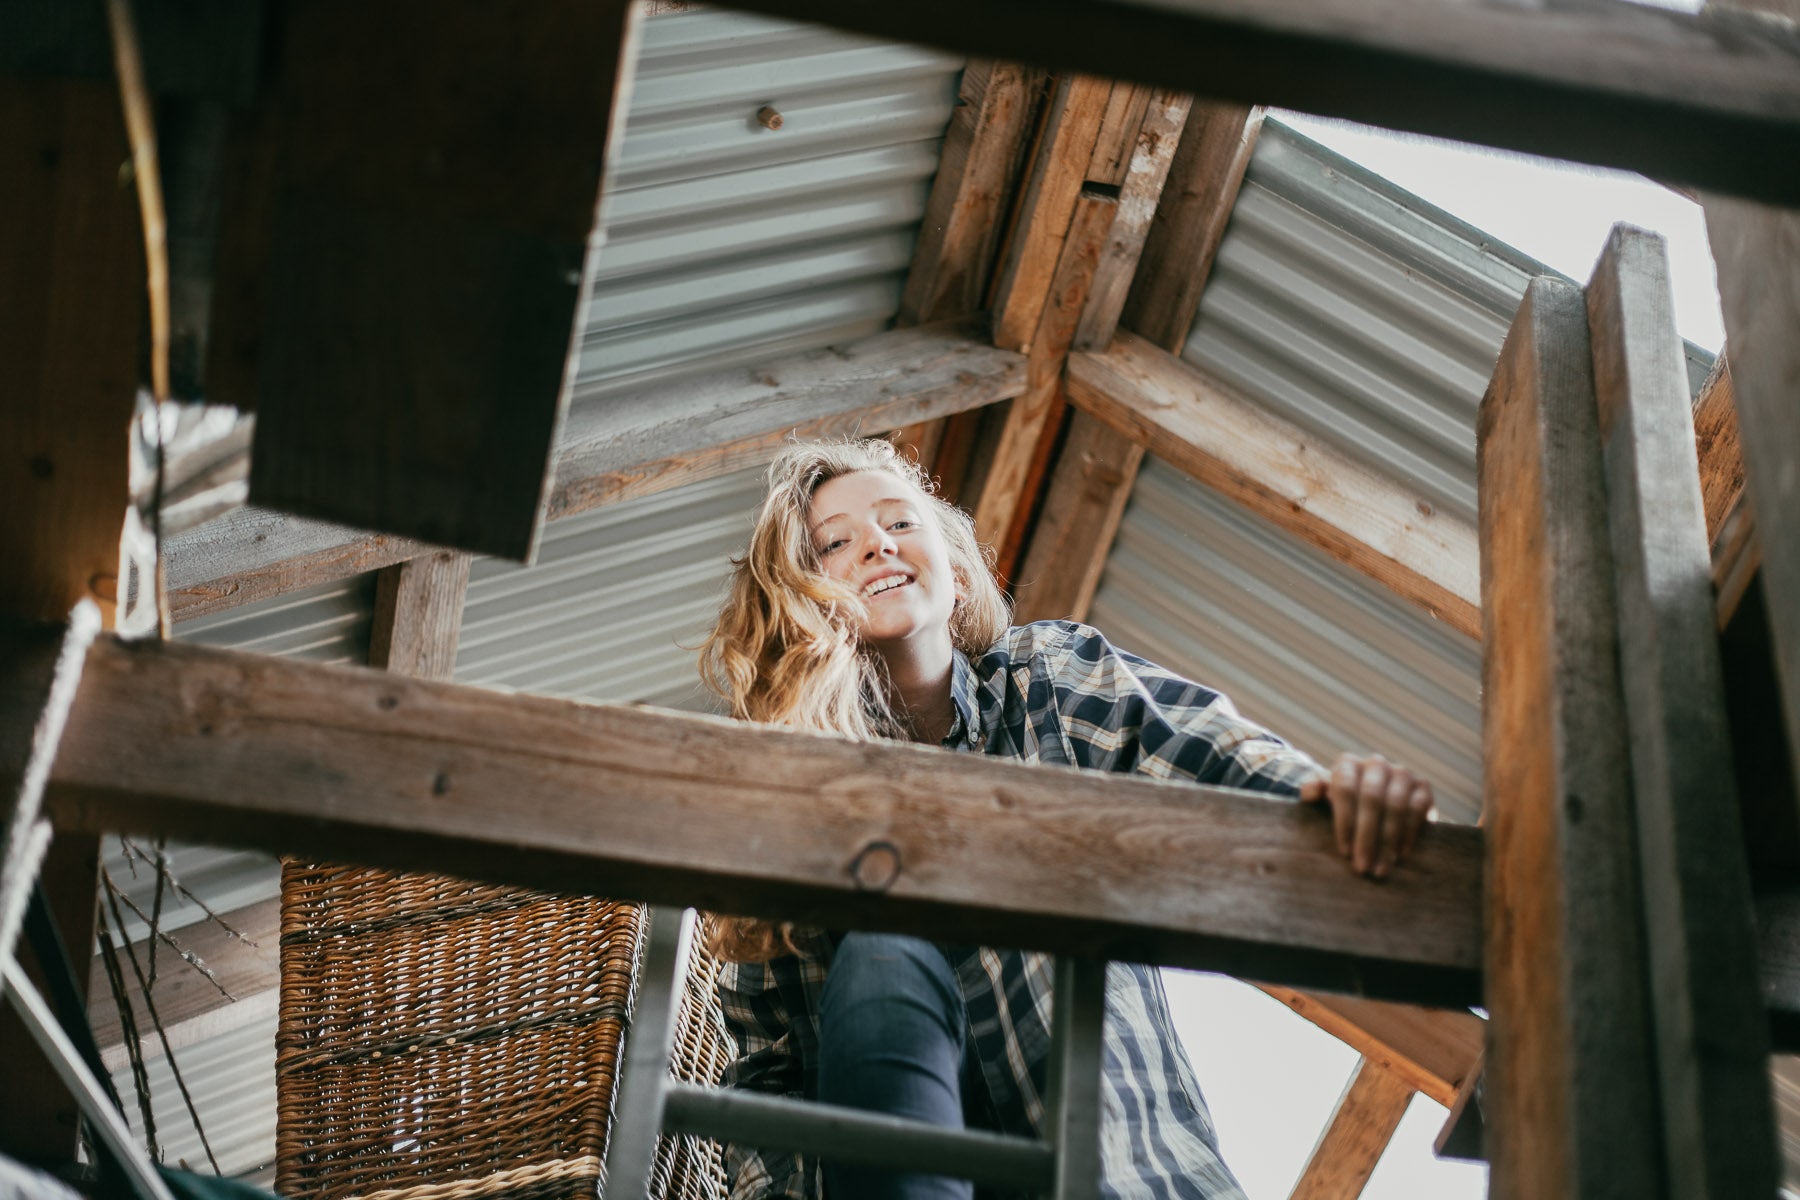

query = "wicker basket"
[[276, 862, 730, 1200]]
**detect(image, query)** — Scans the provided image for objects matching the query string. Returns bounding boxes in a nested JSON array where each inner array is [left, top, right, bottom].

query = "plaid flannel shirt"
[[717, 620, 1327, 1200]]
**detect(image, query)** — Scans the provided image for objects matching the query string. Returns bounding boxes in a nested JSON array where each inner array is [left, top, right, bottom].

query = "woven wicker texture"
[[277, 863, 729, 1200]]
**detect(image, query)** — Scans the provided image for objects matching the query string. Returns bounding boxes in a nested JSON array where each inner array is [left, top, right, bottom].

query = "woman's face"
[[808, 470, 961, 651]]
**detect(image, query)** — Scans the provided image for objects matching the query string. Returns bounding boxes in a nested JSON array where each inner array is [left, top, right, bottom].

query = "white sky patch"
[[1274, 110, 1725, 354], [1163, 971, 1488, 1198]]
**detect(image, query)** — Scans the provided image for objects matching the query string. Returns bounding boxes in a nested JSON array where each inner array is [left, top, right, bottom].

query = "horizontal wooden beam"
[[709, 0, 1800, 206], [165, 318, 1027, 621], [1066, 332, 1479, 637], [45, 636, 1484, 1006]]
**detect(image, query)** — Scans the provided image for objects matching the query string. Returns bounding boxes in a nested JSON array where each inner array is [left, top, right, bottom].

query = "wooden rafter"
[[165, 319, 1027, 622], [46, 636, 1486, 1006], [708, 0, 1800, 205], [1255, 986, 1480, 1110], [1067, 332, 1480, 637], [1286, 1058, 1413, 1200]]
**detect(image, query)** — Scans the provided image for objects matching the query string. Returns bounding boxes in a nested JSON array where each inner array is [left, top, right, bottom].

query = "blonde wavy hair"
[[698, 438, 1011, 961]]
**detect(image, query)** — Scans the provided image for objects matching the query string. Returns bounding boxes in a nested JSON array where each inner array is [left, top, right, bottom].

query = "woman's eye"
[[889, 519, 915, 531], [819, 538, 847, 555]]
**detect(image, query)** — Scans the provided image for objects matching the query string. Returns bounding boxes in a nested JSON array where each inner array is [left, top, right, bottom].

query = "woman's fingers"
[[1324, 753, 1435, 878]]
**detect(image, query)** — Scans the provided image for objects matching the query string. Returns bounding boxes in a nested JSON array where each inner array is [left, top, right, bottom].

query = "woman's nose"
[[861, 526, 896, 559]]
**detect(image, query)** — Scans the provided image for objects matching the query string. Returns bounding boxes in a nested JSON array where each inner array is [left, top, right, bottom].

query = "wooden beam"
[[1433, 1050, 1485, 1162], [369, 552, 472, 681], [1009, 412, 1144, 623], [46, 636, 1486, 1006], [708, 0, 1800, 206], [1115, 102, 1263, 354], [0, 78, 142, 625], [1692, 358, 1742, 547], [1070, 89, 1191, 354], [1587, 225, 1776, 1198], [165, 319, 1027, 622], [973, 187, 1117, 576], [1703, 194, 1800, 835], [891, 60, 1044, 479], [85, 897, 279, 1070], [1255, 986, 1480, 1109], [1477, 275, 1662, 1199], [226, 0, 639, 561], [1286, 1058, 1413, 1200], [1067, 332, 1479, 637], [990, 75, 1114, 353], [900, 61, 1043, 329]]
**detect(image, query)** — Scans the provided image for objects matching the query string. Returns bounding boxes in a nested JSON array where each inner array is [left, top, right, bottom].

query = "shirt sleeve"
[[716, 958, 813, 1200], [1041, 621, 1327, 796]]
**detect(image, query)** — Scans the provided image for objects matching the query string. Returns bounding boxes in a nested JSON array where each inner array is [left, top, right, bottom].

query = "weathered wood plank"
[[551, 317, 1027, 520], [990, 75, 1114, 353], [1072, 89, 1192, 354], [1691, 358, 1742, 546], [46, 637, 1486, 1006], [1477, 275, 1662, 1200], [86, 897, 279, 1070], [165, 320, 1027, 621], [900, 60, 1044, 328], [234, 0, 638, 560], [1704, 194, 1800, 832], [1067, 333, 1479, 637], [1586, 225, 1775, 1199], [368, 552, 472, 682], [1010, 413, 1144, 624], [709, 0, 1800, 205], [1115, 101, 1261, 354], [1286, 1058, 1413, 1200], [1256, 986, 1481, 1109], [973, 188, 1118, 575], [0, 79, 142, 625]]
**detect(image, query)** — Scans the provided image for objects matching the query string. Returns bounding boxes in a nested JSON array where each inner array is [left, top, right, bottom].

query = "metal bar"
[[662, 1082, 1056, 1192], [602, 905, 694, 1200], [1, 960, 177, 1200], [1046, 956, 1107, 1200]]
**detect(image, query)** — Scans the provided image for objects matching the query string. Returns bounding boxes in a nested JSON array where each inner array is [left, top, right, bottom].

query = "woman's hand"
[[1298, 753, 1435, 880]]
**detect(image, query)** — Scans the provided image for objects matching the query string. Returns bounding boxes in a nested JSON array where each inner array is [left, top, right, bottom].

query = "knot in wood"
[[849, 840, 902, 892]]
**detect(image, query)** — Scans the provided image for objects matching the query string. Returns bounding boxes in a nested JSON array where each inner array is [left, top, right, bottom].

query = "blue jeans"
[[817, 933, 977, 1200]]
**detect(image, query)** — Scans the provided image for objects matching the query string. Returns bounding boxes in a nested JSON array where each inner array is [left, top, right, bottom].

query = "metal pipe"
[[662, 1082, 1055, 1193]]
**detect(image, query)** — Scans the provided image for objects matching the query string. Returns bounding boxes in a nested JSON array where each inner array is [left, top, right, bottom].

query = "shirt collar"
[[943, 648, 981, 750]]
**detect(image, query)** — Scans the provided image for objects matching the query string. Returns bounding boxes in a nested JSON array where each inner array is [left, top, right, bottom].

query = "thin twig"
[[106, 881, 235, 1002], [96, 918, 159, 1161], [147, 841, 167, 989], [102, 871, 223, 1175], [120, 837, 260, 947]]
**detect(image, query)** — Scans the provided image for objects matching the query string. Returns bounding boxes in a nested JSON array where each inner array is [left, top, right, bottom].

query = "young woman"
[[699, 439, 1435, 1200]]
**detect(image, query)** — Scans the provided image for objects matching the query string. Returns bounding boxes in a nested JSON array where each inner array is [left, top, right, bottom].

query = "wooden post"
[[369, 553, 472, 682], [1586, 225, 1775, 1197], [1009, 412, 1144, 623], [1477, 275, 1663, 1199], [1286, 1058, 1412, 1200]]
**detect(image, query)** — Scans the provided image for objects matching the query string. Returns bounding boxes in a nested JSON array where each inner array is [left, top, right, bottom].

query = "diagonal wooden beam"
[[165, 318, 1027, 622], [1287, 1058, 1413, 1200], [45, 636, 1487, 1007], [1067, 332, 1479, 637], [1255, 985, 1480, 1110], [708, 0, 1800, 205], [223, 0, 640, 561], [1009, 411, 1144, 623]]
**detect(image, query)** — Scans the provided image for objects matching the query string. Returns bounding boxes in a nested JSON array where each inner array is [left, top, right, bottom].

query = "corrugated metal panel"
[[1087, 458, 1482, 824], [575, 6, 960, 394], [1184, 119, 1713, 528], [176, 574, 376, 666], [456, 464, 763, 710], [109, 1008, 277, 1181]]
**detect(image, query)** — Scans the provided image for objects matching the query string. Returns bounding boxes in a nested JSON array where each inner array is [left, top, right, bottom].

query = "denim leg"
[[817, 933, 973, 1200]]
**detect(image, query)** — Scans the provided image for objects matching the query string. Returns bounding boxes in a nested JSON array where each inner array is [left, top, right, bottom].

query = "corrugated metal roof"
[[456, 464, 763, 709], [1088, 458, 1483, 824], [1185, 119, 1714, 528], [575, 6, 959, 393], [109, 1008, 277, 1181]]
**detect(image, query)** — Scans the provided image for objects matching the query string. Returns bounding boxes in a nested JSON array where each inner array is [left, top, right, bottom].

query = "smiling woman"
[[696, 438, 1437, 1200]]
